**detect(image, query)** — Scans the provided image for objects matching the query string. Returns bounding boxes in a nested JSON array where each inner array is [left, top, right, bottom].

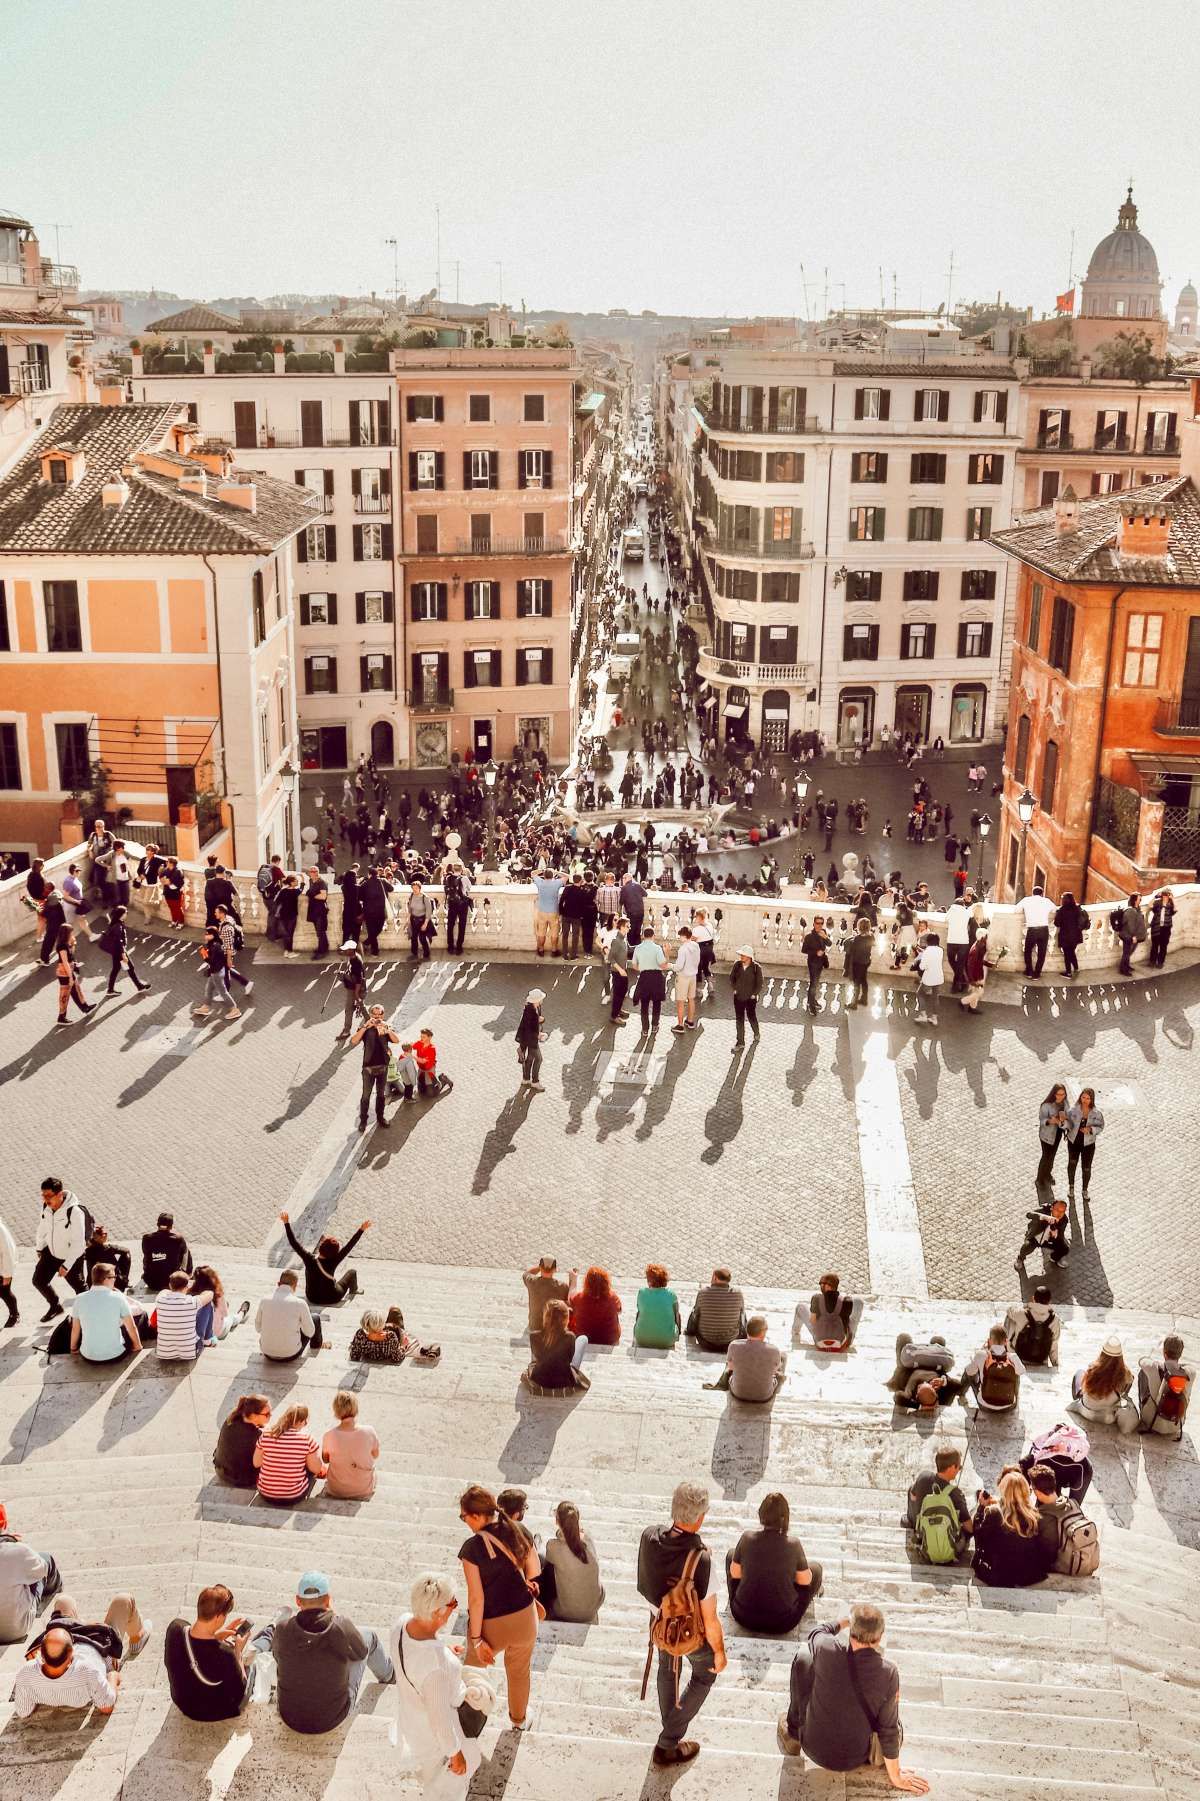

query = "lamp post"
[[483, 757, 498, 870], [1014, 788, 1036, 900], [280, 757, 302, 871], [977, 812, 992, 897]]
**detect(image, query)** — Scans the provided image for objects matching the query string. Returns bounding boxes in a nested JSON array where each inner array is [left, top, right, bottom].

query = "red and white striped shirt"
[[256, 1431, 319, 1499]]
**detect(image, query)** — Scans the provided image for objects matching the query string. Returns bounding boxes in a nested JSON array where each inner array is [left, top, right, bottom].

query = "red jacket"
[[415, 1040, 437, 1073], [569, 1289, 622, 1345]]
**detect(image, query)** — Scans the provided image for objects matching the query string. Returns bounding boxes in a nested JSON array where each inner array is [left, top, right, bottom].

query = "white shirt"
[[1020, 893, 1056, 930], [916, 944, 944, 987], [0, 1215, 15, 1281], [155, 1288, 210, 1361], [944, 903, 971, 946], [390, 1614, 481, 1793], [256, 1287, 316, 1359], [34, 1197, 86, 1269], [674, 940, 701, 978], [13, 1640, 117, 1716]]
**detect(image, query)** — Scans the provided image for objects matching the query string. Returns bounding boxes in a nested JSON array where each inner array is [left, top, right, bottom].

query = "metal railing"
[[709, 537, 815, 561], [16, 362, 52, 394], [695, 399, 821, 435], [1156, 695, 1200, 735], [354, 496, 390, 514], [405, 687, 454, 711], [1034, 431, 1074, 450], [1144, 434, 1180, 456], [35, 262, 78, 291], [450, 535, 567, 556], [254, 429, 396, 450], [1093, 433, 1131, 453]]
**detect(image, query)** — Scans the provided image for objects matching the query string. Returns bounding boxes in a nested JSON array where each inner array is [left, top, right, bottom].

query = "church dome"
[[1079, 187, 1162, 319], [1180, 280, 1198, 305]]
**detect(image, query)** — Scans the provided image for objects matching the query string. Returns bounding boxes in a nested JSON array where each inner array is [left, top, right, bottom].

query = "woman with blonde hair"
[[252, 1402, 326, 1506], [321, 1389, 380, 1499], [971, 1466, 1054, 1587], [1070, 1335, 1134, 1428], [391, 1571, 490, 1793]]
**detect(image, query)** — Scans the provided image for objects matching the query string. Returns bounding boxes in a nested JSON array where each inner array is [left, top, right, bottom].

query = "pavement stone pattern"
[[2, 917, 1198, 1310]]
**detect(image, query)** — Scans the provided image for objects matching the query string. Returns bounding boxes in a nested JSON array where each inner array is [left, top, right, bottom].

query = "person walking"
[[351, 1005, 398, 1132], [407, 879, 433, 961], [671, 926, 701, 1034], [390, 1572, 486, 1794], [632, 927, 668, 1035], [801, 916, 829, 1015], [214, 906, 253, 998], [194, 925, 236, 1021], [334, 942, 368, 1042], [35, 884, 66, 967], [913, 932, 944, 1026], [32, 1179, 89, 1322], [442, 860, 472, 956], [458, 1484, 540, 1732], [607, 915, 631, 1023], [845, 917, 872, 1010], [160, 856, 187, 928], [636, 1479, 727, 1768], [0, 1210, 19, 1327], [1036, 1084, 1070, 1189], [1114, 893, 1147, 975], [516, 988, 547, 1093], [1148, 889, 1176, 967], [276, 874, 302, 958], [729, 944, 763, 1050], [59, 864, 95, 943], [1053, 892, 1088, 977], [306, 867, 330, 960], [97, 904, 151, 997], [1019, 885, 1056, 977], [1065, 1087, 1104, 1200], [52, 925, 94, 1028]]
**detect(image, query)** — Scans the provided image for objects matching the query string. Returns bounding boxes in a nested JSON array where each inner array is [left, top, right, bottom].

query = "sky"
[[5, 0, 1200, 320]]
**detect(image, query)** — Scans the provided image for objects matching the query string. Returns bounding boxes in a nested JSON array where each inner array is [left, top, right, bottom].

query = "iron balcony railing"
[[405, 687, 454, 711], [1156, 695, 1200, 735], [252, 428, 396, 450]]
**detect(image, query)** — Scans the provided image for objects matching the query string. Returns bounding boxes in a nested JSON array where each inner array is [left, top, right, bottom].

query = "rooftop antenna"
[[945, 248, 955, 316], [495, 260, 504, 306], [892, 271, 898, 311], [798, 262, 811, 319], [435, 205, 441, 307], [823, 266, 829, 318], [879, 266, 886, 311], [454, 259, 461, 305], [385, 237, 399, 307], [1067, 227, 1076, 290]]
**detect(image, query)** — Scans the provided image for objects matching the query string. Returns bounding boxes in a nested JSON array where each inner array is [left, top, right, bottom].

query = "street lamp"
[[1014, 788, 1036, 900], [483, 757, 499, 870], [977, 811, 992, 896], [280, 757, 302, 870]]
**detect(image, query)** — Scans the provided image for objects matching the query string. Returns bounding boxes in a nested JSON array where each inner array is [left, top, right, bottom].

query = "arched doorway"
[[894, 685, 931, 742], [838, 687, 874, 749], [761, 690, 790, 752], [370, 719, 395, 765]]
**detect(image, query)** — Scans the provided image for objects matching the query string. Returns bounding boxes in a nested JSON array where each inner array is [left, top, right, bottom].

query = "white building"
[[687, 344, 1020, 750], [1, 203, 89, 475]]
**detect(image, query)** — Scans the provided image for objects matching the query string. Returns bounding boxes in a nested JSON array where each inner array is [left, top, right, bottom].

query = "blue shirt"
[[532, 874, 564, 913], [633, 940, 665, 972], [72, 1287, 134, 1360]]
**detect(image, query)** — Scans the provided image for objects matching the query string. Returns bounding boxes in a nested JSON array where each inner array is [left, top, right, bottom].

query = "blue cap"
[[297, 1570, 330, 1600]]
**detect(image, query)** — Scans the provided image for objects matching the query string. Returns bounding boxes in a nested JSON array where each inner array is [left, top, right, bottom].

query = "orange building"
[[0, 404, 316, 864], [991, 400, 1200, 901]]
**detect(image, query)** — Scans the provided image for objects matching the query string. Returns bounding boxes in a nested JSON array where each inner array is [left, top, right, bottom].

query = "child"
[[415, 1025, 452, 1095], [882, 818, 892, 839], [387, 1040, 419, 1101]]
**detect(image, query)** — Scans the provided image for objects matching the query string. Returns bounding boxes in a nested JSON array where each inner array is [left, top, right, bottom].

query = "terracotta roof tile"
[[991, 473, 1200, 587]]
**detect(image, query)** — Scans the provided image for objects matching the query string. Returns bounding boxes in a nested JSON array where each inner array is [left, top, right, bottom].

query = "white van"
[[621, 527, 645, 562]]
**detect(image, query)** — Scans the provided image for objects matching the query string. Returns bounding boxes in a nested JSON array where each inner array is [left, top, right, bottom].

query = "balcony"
[[698, 647, 813, 687], [15, 362, 52, 394], [694, 399, 820, 435], [405, 687, 454, 712], [354, 496, 390, 515], [252, 429, 396, 450], [36, 262, 78, 294], [1144, 434, 1180, 456], [400, 534, 568, 560], [1034, 431, 1074, 450], [1093, 433, 1130, 454], [707, 536, 815, 562], [1156, 696, 1200, 736]]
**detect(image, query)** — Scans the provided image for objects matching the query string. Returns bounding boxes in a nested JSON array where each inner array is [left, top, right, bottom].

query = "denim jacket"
[[1065, 1104, 1105, 1145], [1038, 1101, 1069, 1145]]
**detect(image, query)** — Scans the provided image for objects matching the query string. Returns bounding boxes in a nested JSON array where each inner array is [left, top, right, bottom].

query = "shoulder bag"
[[845, 1645, 888, 1768], [480, 1529, 547, 1620]]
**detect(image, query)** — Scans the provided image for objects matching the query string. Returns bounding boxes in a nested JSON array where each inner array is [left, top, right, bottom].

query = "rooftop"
[[144, 304, 241, 334], [832, 357, 1016, 378], [0, 305, 86, 328], [992, 472, 1200, 586], [0, 404, 318, 556]]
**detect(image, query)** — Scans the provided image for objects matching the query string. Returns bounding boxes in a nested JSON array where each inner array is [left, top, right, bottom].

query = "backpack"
[[52, 1197, 95, 1248], [229, 921, 245, 953], [1014, 1309, 1055, 1365], [899, 1340, 955, 1375], [640, 1548, 706, 1699], [1132, 910, 1147, 941], [1054, 1501, 1100, 1577], [1141, 1362, 1189, 1433], [979, 1350, 1020, 1408], [1029, 1421, 1090, 1464], [255, 863, 274, 896], [914, 1483, 962, 1565]]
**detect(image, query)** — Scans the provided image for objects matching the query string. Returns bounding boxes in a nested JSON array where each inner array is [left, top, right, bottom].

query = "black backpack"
[[1014, 1309, 1055, 1365]]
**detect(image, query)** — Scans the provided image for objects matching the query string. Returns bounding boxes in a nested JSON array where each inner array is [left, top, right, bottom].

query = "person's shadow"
[[471, 1092, 536, 1195], [701, 1041, 757, 1164], [710, 1391, 771, 1499], [497, 1383, 589, 1482]]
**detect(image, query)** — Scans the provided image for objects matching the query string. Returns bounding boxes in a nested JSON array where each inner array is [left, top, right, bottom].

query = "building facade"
[[1079, 187, 1162, 322], [0, 404, 315, 865], [1016, 368, 1187, 510], [991, 391, 1200, 902], [686, 341, 1020, 751], [1, 204, 89, 474]]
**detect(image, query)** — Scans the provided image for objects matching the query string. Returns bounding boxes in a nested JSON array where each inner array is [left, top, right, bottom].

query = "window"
[[1123, 612, 1162, 685], [716, 565, 757, 601], [761, 571, 800, 603], [718, 502, 758, 547], [762, 624, 798, 663], [1041, 739, 1059, 815], [353, 522, 390, 561], [1093, 471, 1124, 495], [523, 393, 546, 422], [464, 648, 501, 688], [766, 505, 800, 544], [966, 505, 993, 540], [1037, 407, 1069, 449], [349, 398, 389, 447], [356, 590, 393, 625], [1039, 471, 1060, 506], [769, 385, 804, 429], [917, 388, 948, 422], [900, 621, 935, 659], [413, 449, 440, 490], [469, 393, 491, 422], [252, 570, 266, 645], [258, 707, 271, 773], [55, 722, 90, 788], [1145, 410, 1177, 452], [467, 449, 495, 489], [854, 387, 889, 420], [470, 513, 492, 550], [849, 505, 884, 541], [902, 570, 939, 601], [406, 394, 443, 422], [1048, 593, 1075, 675], [278, 679, 288, 751], [910, 452, 946, 483], [360, 652, 392, 692], [907, 506, 943, 541], [1027, 582, 1043, 651], [523, 511, 545, 544], [0, 581, 8, 651], [415, 514, 438, 553], [516, 646, 553, 684], [765, 450, 804, 482], [845, 570, 881, 603], [1014, 713, 1031, 783], [520, 448, 547, 489], [850, 451, 887, 482], [719, 448, 761, 482], [968, 452, 1004, 485], [974, 389, 1006, 423], [300, 592, 336, 626], [298, 466, 332, 510], [958, 620, 993, 658], [355, 467, 386, 508], [44, 581, 82, 652], [961, 569, 996, 600], [410, 582, 447, 622], [48, 458, 68, 484], [843, 622, 879, 660], [517, 579, 552, 618], [467, 580, 498, 620], [1095, 408, 1127, 451], [302, 523, 331, 563], [304, 654, 336, 693], [0, 721, 20, 788]]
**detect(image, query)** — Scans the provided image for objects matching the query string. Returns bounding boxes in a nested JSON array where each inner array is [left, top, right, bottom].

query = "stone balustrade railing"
[[3, 842, 1197, 977]]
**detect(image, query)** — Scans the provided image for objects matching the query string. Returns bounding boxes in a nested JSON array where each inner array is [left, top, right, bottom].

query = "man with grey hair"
[[636, 1479, 727, 1767], [778, 1604, 928, 1792]]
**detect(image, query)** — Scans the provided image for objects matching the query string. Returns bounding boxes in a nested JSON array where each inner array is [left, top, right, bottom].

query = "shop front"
[[837, 687, 874, 749]]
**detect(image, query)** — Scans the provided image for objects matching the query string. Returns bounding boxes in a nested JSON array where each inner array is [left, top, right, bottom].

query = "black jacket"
[[283, 1220, 362, 1306], [70, 1239, 132, 1290], [140, 1228, 192, 1289], [361, 876, 389, 920]]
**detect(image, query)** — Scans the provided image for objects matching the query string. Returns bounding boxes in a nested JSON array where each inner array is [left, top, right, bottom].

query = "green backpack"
[[914, 1484, 961, 1565]]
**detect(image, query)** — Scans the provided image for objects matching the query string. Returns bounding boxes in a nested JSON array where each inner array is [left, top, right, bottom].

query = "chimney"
[[1117, 496, 1171, 559], [193, 442, 234, 478], [333, 338, 346, 375], [179, 463, 208, 498], [203, 340, 216, 377], [101, 475, 129, 508], [1054, 484, 1080, 533], [272, 341, 285, 376], [217, 473, 257, 513], [170, 420, 197, 456]]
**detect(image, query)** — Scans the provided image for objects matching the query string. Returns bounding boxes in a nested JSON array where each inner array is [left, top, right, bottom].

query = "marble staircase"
[[1, 1260, 1198, 1798]]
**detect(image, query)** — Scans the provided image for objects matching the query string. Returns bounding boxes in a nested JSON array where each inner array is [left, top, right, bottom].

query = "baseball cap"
[[340, 939, 357, 951], [297, 1570, 331, 1601], [738, 943, 753, 955]]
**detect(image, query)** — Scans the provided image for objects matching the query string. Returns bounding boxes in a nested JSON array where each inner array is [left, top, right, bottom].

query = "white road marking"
[[848, 1008, 929, 1299]]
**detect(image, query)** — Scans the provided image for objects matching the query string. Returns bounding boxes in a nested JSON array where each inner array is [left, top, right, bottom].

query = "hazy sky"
[[5, 0, 1199, 318]]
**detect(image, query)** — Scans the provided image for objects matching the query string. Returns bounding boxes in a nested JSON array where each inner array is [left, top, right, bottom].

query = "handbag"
[[1115, 1394, 1139, 1436], [845, 1644, 887, 1768], [395, 1624, 492, 1740]]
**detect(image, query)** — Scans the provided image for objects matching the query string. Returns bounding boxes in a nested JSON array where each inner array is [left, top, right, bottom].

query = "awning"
[[723, 703, 747, 719], [1131, 751, 1200, 777]]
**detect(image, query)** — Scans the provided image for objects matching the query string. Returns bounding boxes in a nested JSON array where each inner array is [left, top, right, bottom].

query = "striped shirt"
[[13, 1641, 117, 1716], [256, 1430, 319, 1499], [154, 1289, 208, 1362]]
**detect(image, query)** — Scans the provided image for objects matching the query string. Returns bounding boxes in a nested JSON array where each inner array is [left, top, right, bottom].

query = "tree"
[[1092, 329, 1164, 382]]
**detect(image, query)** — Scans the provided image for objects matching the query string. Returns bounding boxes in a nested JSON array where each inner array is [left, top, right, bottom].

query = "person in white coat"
[[0, 1213, 18, 1326], [391, 1573, 487, 1796], [32, 1180, 88, 1322]]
